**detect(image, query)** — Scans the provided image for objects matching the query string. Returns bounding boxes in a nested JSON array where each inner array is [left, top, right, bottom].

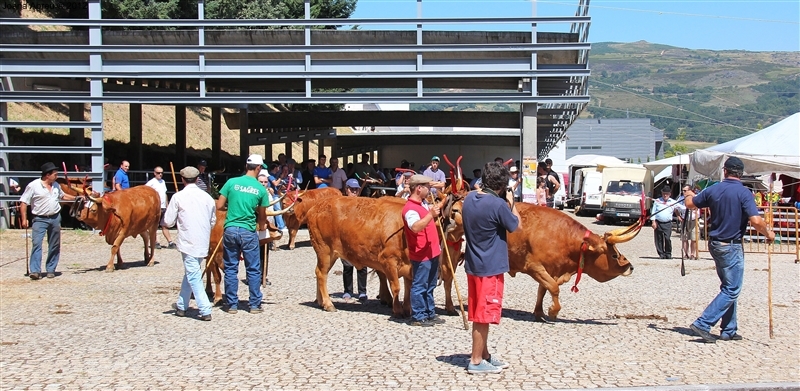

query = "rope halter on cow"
[[571, 229, 592, 293]]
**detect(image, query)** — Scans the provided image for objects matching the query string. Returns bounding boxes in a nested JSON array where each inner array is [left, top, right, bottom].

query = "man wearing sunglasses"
[[145, 166, 176, 249]]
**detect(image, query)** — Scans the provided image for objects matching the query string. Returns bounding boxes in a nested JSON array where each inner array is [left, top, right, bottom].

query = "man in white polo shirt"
[[19, 162, 77, 280]]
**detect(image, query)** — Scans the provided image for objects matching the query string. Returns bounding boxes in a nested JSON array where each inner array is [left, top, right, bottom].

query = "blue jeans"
[[693, 241, 744, 337], [222, 227, 262, 310], [30, 214, 61, 274], [176, 252, 213, 316], [273, 201, 286, 230], [410, 257, 439, 322]]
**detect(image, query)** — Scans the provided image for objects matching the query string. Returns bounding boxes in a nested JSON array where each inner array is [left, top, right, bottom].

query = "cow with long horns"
[[443, 199, 639, 321], [72, 185, 161, 272]]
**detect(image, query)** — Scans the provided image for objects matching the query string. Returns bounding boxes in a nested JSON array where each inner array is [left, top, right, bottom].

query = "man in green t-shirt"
[[216, 154, 271, 314]]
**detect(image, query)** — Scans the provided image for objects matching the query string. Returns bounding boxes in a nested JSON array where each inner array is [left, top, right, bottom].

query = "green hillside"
[[412, 41, 800, 145]]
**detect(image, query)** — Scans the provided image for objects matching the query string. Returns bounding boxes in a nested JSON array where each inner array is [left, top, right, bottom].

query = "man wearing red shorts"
[[462, 161, 520, 374]]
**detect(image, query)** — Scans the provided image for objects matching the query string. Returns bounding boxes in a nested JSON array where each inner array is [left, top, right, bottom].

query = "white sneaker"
[[342, 293, 352, 300], [281, 227, 289, 233]]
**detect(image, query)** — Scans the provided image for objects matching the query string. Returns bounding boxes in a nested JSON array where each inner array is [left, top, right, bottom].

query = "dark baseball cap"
[[724, 156, 744, 171], [661, 186, 672, 193], [197, 159, 207, 166]]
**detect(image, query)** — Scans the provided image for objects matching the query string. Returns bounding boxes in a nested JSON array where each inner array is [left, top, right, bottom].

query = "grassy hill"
[[585, 41, 799, 144]]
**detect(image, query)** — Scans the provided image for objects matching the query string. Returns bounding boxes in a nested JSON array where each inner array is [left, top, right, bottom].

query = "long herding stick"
[[24, 227, 30, 277], [262, 242, 269, 287], [680, 207, 689, 276], [436, 215, 468, 330], [767, 174, 774, 339], [169, 162, 179, 192]]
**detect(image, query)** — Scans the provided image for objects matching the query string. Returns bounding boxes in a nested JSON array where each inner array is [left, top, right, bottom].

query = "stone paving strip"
[[0, 213, 797, 390]]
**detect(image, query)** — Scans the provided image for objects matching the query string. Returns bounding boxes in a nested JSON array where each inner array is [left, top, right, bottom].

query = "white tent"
[[691, 113, 800, 178], [643, 154, 691, 174]]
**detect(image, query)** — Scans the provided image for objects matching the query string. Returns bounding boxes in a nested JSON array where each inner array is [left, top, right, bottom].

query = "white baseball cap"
[[246, 154, 267, 169], [509, 166, 518, 173]]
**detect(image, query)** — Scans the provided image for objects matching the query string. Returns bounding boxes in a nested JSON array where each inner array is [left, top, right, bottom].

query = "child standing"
[[535, 177, 548, 206]]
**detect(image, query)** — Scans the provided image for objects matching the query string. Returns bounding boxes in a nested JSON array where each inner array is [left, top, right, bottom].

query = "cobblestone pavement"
[[0, 212, 798, 390]]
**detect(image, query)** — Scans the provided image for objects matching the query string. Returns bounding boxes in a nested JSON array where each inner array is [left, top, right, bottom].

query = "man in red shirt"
[[402, 175, 443, 327]]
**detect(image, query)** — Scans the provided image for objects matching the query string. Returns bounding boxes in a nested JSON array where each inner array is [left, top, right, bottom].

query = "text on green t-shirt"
[[219, 175, 270, 231]]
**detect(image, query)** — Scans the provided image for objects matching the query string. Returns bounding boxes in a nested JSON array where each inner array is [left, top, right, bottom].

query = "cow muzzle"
[[622, 263, 634, 276]]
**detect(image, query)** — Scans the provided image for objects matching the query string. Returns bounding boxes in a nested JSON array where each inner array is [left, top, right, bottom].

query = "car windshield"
[[606, 181, 642, 195]]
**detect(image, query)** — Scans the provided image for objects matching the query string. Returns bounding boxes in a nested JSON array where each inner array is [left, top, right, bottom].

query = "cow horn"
[[604, 222, 642, 244], [87, 192, 103, 204], [69, 185, 87, 194], [268, 192, 287, 207], [265, 201, 295, 216]]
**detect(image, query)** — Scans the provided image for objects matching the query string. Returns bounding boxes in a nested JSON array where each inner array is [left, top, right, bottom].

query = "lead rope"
[[571, 229, 592, 293]]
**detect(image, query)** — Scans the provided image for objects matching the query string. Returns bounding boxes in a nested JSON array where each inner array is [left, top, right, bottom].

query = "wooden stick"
[[24, 227, 30, 277], [768, 175, 774, 339], [262, 243, 269, 287], [436, 216, 468, 330], [205, 237, 223, 270], [169, 162, 179, 192]]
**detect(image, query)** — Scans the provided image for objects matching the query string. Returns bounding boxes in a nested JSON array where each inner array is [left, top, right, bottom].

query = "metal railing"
[[698, 206, 799, 262]]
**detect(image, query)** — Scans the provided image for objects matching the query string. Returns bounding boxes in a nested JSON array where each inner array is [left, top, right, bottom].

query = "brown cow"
[[204, 196, 294, 304], [283, 187, 342, 250], [305, 196, 414, 317], [443, 201, 638, 321], [76, 186, 161, 272]]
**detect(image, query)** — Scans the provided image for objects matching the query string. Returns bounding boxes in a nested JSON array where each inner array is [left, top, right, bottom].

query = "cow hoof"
[[445, 309, 459, 316], [146, 262, 155, 267], [288, 245, 295, 250], [323, 305, 337, 312], [104, 268, 115, 273]]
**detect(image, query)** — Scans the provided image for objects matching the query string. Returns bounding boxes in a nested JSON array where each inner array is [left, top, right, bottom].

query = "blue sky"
[[348, 0, 800, 52]]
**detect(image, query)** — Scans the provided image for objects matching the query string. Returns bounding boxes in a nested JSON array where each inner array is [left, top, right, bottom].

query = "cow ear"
[[101, 198, 115, 212], [587, 237, 606, 253]]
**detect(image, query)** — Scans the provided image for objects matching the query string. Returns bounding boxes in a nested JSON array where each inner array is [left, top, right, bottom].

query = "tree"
[[28, 0, 357, 27]]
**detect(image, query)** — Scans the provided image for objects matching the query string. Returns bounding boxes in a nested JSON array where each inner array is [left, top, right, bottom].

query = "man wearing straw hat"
[[164, 166, 216, 321], [19, 162, 77, 280], [684, 156, 774, 343]]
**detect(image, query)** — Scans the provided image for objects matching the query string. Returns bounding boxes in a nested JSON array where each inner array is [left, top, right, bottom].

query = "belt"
[[33, 213, 59, 218], [711, 237, 742, 244], [655, 220, 672, 223]]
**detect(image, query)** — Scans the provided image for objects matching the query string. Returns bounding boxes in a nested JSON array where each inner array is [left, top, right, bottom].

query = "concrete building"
[[564, 118, 664, 163]]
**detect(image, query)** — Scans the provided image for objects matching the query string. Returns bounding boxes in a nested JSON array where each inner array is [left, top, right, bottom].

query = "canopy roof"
[[691, 113, 800, 178], [564, 154, 626, 167], [643, 154, 691, 174]]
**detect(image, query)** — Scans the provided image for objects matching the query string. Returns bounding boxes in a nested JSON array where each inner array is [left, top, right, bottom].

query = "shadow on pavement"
[[435, 353, 470, 369]]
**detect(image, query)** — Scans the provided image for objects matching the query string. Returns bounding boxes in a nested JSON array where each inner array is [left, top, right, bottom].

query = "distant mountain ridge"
[[412, 41, 799, 144], [585, 41, 799, 143]]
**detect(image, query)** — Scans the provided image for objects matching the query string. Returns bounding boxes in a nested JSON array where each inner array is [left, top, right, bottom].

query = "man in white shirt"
[[19, 162, 76, 280], [163, 166, 217, 321], [145, 166, 175, 249], [421, 156, 447, 196], [329, 157, 348, 194], [651, 186, 678, 259]]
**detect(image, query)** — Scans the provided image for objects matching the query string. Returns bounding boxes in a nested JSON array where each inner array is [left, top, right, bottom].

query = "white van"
[[578, 169, 603, 216], [553, 171, 568, 210]]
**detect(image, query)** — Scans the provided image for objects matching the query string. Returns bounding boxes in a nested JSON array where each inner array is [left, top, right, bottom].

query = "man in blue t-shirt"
[[685, 156, 774, 343], [313, 155, 333, 188], [461, 162, 520, 374], [113, 160, 130, 191]]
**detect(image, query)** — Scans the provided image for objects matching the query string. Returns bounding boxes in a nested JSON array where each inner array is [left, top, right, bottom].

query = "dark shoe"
[[155, 242, 162, 250], [224, 307, 238, 314], [264, 279, 272, 286], [427, 315, 446, 325], [46, 272, 55, 279], [720, 333, 743, 341], [358, 294, 368, 303], [168, 242, 177, 250], [408, 319, 434, 327], [29, 273, 40, 280], [199, 314, 212, 321], [249, 307, 264, 314], [171, 303, 185, 317], [690, 324, 716, 343]]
